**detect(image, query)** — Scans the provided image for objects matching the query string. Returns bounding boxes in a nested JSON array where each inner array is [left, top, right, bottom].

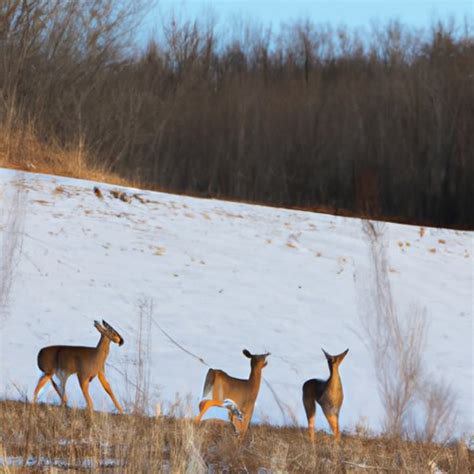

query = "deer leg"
[[324, 413, 340, 441], [303, 396, 316, 442], [194, 399, 225, 424], [61, 377, 69, 405], [231, 416, 243, 434], [50, 378, 61, 398], [33, 374, 51, 403], [78, 376, 94, 413], [98, 371, 123, 414], [50, 377, 66, 404], [51, 373, 69, 406], [227, 411, 243, 435], [236, 415, 251, 439]]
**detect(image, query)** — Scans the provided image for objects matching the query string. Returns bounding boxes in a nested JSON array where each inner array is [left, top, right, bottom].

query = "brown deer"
[[195, 349, 270, 437], [302, 348, 349, 441], [32, 320, 124, 414]]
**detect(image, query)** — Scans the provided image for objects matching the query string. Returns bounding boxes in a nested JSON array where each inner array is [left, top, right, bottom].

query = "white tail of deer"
[[32, 320, 124, 413], [195, 349, 270, 437]]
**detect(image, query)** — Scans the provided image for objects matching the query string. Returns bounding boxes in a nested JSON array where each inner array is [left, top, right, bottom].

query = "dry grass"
[[0, 124, 132, 188], [0, 401, 471, 472]]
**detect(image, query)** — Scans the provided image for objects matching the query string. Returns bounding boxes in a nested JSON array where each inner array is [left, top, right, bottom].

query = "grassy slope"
[[1, 401, 472, 472]]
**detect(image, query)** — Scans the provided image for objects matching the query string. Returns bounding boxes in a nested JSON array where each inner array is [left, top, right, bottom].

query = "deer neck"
[[326, 365, 342, 390], [248, 365, 263, 396], [96, 335, 111, 363]]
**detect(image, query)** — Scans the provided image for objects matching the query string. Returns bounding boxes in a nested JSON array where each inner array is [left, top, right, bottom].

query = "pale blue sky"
[[150, 0, 472, 29]]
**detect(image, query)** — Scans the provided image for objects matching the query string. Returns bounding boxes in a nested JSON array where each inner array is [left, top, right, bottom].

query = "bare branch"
[[0, 177, 26, 321]]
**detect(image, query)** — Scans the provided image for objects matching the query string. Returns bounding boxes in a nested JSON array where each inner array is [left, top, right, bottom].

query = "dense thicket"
[[1, 0, 473, 227]]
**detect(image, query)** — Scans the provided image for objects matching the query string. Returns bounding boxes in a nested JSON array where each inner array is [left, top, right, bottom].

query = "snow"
[[0, 168, 472, 437]]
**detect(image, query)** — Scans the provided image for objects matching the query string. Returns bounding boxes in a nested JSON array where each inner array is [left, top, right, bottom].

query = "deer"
[[302, 348, 349, 442], [195, 349, 270, 437], [32, 320, 124, 414]]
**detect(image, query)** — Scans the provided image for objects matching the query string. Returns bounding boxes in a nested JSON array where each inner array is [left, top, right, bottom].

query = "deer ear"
[[102, 320, 115, 333], [337, 348, 349, 362], [102, 320, 116, 332], [94, 320, 106, 335], [321, 348, 333, 361], [243, 349, 252, 358]]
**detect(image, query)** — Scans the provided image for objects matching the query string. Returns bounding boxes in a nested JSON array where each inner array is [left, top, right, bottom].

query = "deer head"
[[94, 320, 124, 346], [242, 349, 270, 369], [322, 348, 348, 369]]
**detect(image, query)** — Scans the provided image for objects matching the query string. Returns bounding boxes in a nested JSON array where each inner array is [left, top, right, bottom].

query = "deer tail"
[[202, 369, 215, 399]]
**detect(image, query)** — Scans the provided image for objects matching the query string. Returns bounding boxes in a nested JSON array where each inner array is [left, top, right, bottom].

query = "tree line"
[[1, 0, 473, 227]]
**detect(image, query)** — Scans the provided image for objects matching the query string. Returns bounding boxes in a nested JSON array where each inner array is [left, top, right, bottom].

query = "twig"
[[21, 251, 43, 274], [427, 438, 451, 467], [342, 460, 400, 471], [150, 316, 210, 367], [263, 378, 289, 425], [108, 363, 148, 395]]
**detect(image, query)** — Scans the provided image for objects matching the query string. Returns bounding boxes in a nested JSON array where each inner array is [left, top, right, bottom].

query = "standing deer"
[[195, 349, 270, 437], [32, 320, 124, 414], [302, 348, 349, 441]]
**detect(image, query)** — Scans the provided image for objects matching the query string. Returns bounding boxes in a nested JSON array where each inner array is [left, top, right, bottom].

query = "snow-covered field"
[[0, 168, 472, 436]]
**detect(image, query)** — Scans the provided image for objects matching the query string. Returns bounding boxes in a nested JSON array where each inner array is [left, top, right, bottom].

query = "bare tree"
[[358, 220, 457, 440], [118, 297, 154, 415], [132, 297, 153, 413], [0, 178, 26, 321]]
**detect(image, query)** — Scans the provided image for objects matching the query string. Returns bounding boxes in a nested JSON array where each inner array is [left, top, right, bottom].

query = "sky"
[[150, 0, 473, 30]]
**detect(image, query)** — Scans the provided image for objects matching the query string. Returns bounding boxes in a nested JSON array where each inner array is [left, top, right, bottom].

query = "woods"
[[1, 0, 473, 227]]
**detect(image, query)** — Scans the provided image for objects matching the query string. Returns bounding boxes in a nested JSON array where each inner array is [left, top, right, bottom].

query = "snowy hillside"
[[0, 169, 472, 436]]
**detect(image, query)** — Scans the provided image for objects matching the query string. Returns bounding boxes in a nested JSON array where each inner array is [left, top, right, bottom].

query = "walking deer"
[[195, 349, 270, 437], [302, 348, 349, 441], [32, 320, 124, 414]]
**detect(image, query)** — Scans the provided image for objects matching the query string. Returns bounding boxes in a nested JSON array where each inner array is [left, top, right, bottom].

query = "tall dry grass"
[[0, 400, 471, 472], [0, 116, 128, 186]]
